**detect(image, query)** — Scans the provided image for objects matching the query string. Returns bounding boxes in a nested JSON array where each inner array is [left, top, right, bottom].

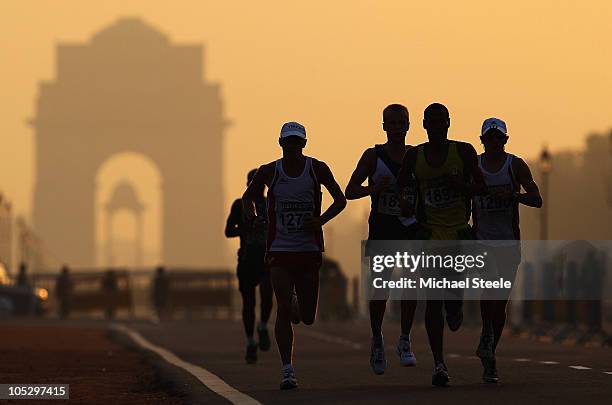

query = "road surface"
[[119, 318, 612, 405]]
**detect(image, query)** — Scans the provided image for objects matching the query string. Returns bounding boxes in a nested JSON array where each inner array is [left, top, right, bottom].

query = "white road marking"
[[540, 361, 560, 365], [514, 358, 531, 362], [110, 323, 262, 405], [603, 371, 612, 375], [301, 329, 363, 350], [448, 353, 461, 358], [569, 366, 592, 370]]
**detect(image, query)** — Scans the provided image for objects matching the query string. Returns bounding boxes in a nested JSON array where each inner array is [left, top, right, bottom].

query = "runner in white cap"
[[473, 117, 542, 383], [243, 121, 346, 390]]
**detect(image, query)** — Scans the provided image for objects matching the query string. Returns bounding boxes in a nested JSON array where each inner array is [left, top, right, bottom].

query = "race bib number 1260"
[[475, 184, 512, 212]]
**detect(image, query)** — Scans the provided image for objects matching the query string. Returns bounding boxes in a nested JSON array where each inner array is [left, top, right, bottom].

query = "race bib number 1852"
[[378, 191, 401, 216]]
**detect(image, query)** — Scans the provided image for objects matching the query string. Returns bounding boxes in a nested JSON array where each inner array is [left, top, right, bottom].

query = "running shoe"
[[245, 342, 257, 364], [482, 358, 499, 383], [396, 335, 417, 367], [258, 326, 271, 352], [476, 333, 495, 360], [370, 338, 388, 375], [432, 361, 450, 387], [280, 365, 298, 390]]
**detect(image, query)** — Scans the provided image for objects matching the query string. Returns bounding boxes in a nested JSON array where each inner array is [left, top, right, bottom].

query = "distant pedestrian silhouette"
[[152, 266, 170, 319], [16, 262, 29, 287], [55, 265, 74, 319], [102, 270, 119, 319]]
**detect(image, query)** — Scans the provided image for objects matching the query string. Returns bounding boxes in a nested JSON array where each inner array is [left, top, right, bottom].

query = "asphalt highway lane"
[[124, 318, 612, 405]]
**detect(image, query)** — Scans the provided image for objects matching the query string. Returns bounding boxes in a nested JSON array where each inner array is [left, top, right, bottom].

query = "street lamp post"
[[608, 131, 612, 209], [608, 132, 612, 238], [538, 146, 553, 329], [539, 146, 552, 241]]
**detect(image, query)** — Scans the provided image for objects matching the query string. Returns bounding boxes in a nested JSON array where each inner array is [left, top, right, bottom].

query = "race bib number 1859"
[[424, 177, 462, 208]]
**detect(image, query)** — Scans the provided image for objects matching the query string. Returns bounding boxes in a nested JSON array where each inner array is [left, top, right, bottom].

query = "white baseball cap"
[[481, 117, 508, 136], [280, 122, 306, 139]]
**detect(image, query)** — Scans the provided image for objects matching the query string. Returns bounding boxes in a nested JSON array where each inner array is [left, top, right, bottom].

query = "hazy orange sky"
[[1, 1, 611, 264]]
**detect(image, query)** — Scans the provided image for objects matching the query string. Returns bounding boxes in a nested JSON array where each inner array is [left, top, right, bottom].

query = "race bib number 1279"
[[278, 201, 314, 233]]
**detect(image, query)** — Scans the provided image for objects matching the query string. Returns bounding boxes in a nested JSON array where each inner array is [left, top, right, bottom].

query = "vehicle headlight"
[[35, 288, 49, 301]]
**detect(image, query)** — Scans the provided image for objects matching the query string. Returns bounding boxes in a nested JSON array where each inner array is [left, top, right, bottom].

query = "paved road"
[[124, 318, 612, 405]]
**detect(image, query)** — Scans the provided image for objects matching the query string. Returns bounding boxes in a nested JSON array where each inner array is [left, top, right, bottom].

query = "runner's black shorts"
[[365, 217, 420, 256], [237, 250, 266, 292]]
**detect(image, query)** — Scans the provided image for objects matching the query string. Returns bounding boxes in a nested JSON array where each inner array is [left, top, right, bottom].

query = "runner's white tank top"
[[473, 153, 520, 245], [370, 156, 417, 227], [266, 157, 324, 252]]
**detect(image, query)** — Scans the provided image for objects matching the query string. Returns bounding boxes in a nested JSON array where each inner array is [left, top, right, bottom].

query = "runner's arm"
[[242, 163, 273, 223], [224, 200, 242, 238], [458, 143, 488, 196], [513, 157, 543, 208], [314, 160, 347, 226], [345, 149, 376, 200]]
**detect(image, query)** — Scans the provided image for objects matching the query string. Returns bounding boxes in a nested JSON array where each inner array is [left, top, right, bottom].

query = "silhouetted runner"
[[397, 103, 487, 386], [243, 121, 346, 390], [345, 104, 418, 374], [225, 169, 273, 364], [473, 117, 542, 383]]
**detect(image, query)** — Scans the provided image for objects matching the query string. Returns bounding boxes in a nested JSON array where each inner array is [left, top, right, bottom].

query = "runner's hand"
[[303, 216, 322, 232], [400, 186, 415, 217]]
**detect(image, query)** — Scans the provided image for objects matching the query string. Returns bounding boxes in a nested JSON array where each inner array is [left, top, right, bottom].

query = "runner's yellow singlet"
[[414, 142, 470, 233]]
